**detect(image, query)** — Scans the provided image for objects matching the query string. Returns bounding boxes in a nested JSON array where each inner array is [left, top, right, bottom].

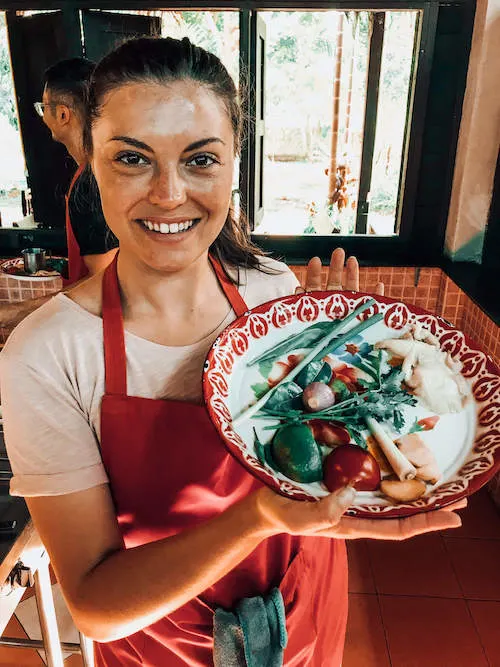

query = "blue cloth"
[[213, 588, 288, 667]]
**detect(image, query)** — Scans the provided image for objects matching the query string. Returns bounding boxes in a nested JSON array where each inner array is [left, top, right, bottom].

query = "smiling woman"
[[0, 36, 463, 667]]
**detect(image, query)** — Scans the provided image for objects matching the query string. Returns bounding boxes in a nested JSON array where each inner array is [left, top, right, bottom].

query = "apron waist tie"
[[213, 588, 287, 667]]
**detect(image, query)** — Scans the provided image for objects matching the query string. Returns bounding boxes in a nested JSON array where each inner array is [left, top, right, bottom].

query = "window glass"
[[0, 12, 28, 227], [255, 10, 419, 237]]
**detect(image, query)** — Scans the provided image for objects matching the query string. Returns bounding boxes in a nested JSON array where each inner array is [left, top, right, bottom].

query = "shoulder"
[[241, 256, 300, 309]]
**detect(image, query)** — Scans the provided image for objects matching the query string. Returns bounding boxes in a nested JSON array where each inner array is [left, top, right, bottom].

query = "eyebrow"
[[110, 136, 225, 153]]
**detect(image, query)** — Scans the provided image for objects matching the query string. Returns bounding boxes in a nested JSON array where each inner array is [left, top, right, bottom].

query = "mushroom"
[[380, 477, 427, 502], [396, 433, 441, 485]]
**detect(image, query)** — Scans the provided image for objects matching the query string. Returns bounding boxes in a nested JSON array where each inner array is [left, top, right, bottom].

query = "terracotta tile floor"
[[2, 488, 499, 666], [344, 487, 500, 667]]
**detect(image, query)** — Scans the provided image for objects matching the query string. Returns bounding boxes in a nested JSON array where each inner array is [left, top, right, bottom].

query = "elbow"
[[72, 613, 133, 644], [68, 600, 139, 643]]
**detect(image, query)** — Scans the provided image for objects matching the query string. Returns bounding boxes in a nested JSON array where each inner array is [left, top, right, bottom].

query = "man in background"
[[38, 57, 118, 282], [0, 57, 118, 328]]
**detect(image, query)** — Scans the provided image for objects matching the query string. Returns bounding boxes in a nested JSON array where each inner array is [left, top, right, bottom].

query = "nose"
[[148, 165, 187, 208]]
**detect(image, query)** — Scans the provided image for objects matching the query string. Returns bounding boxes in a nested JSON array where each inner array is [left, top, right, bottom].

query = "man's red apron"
[[95, 254, 348, 666], [64, 163, 88, 286]]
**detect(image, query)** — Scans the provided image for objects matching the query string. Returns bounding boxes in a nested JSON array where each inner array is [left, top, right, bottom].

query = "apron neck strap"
[[102, 252, 127, 395], [102, 253, 248, 395], [208, 254, 248, 318]]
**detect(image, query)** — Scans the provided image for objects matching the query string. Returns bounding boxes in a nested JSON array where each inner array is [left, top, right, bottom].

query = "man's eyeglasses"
[[33, 102, 55, 117]]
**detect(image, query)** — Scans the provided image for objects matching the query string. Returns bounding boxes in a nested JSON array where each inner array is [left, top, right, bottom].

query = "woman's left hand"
[[316, 498, 467, 541], [296, 247, 384, 295]]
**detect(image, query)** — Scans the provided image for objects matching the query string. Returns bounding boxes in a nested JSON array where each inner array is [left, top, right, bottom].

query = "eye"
[[186, 153, 218, 168], [115, 151, 150, 167]]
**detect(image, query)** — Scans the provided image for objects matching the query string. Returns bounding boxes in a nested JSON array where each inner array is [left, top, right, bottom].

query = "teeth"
[[141, 219, 196, 234]]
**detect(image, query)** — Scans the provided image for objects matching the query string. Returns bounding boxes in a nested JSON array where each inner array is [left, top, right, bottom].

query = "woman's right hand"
[[255, 486, 464, 541]]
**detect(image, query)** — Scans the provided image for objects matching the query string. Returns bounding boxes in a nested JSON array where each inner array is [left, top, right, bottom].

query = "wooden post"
[[328, 13, 344, 204]]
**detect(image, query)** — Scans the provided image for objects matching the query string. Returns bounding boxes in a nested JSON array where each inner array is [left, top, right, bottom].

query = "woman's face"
[[91, 80, 235, 273]]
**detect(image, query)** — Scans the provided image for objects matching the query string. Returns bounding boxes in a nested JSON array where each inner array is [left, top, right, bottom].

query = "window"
[[252, 10, 421, 238], [0, 11, 28, 227]]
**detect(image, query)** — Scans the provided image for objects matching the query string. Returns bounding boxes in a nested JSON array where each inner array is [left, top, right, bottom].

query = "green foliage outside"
[[0, 14, 17, 129]]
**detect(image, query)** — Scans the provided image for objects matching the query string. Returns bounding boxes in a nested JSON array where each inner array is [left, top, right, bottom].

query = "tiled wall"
[[0, 272, 62, 344]]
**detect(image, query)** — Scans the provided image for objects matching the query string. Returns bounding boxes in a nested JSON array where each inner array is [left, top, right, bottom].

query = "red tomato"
[[323, 444, 381, 492]]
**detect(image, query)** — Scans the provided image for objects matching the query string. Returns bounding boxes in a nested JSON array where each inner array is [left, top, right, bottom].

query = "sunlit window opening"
[[255, 10, 419, 237], [0, 12, 28, 227]]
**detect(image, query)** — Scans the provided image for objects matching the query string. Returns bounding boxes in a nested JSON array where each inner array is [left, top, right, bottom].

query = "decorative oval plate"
[[203, 291, 500, 518]]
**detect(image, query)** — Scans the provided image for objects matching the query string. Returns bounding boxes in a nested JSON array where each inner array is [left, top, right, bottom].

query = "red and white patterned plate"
[[203, 291, 500, 518]]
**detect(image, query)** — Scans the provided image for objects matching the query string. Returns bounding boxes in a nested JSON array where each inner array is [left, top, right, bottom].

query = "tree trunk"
[[328, 13, 344, 204]]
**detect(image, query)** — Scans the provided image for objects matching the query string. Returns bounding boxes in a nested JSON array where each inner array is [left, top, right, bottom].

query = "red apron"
[[63, 162, 88, 287], [95, 254, 348, 666]]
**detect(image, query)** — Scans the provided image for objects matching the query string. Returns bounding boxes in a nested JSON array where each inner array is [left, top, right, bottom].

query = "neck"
[[65, 133, 86, 165], [116, 251, 220, 321]]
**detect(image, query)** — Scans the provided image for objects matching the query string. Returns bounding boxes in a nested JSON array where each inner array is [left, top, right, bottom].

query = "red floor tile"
[[0, 615, 44, 666], [366, 533, 462, 598], [447, 487, 500, 540], [467, 600, 500, 667], [347, 540, 376, 594], [379, 595, 488, 667], [444, 538, 500, 600], [343, 594, 390, 667]]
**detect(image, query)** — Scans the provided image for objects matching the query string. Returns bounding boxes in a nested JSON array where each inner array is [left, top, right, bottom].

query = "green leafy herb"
[[265, 381, 303, 412], [258, 359, 275, 379], [248, 322, 333, 367], [295, 360, 324, 388], [251, 382, 270, 399]]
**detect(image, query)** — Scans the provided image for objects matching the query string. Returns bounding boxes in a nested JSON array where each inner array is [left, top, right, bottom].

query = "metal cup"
[[22, 248, 46, 274]]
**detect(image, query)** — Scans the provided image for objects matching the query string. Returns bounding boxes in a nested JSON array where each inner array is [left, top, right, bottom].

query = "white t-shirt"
[[1, 258, 298, 497]]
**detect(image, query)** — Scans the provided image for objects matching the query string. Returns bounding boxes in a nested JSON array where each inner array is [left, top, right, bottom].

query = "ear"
[[55, 104, 72, 126]]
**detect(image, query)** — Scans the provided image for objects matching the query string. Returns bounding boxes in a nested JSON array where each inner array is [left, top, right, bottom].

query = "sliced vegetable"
[[302, 382, 336, 412], [308, 420, 351, 447], [271, 424, 323, 483], [323, 444, 381, 492]]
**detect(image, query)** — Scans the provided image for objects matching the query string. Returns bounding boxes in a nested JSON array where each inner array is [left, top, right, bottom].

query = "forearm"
[[70, 491, 273, 642]]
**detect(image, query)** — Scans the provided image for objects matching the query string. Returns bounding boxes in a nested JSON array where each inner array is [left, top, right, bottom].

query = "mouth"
[[136, 218, 201, 235]]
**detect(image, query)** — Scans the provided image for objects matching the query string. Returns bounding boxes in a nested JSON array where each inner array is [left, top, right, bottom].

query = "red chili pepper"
[[417, 415, 440, 431]]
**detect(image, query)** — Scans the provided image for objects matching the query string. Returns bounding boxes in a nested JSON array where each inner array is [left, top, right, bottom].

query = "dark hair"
[[43, 58, 95, 120], [85, 36, 268, 276]]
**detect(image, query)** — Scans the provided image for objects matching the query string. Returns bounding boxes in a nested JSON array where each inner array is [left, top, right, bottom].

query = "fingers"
[[344, 255, 359, 292], [303, 256, 323, 292], [314, 509, 462, 541], [256, 485, 356, 537], [326, 248, 345, 290], [441, 498, 468, 512], [310, 486, 357, 531], [375, 281, 385, 296]]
